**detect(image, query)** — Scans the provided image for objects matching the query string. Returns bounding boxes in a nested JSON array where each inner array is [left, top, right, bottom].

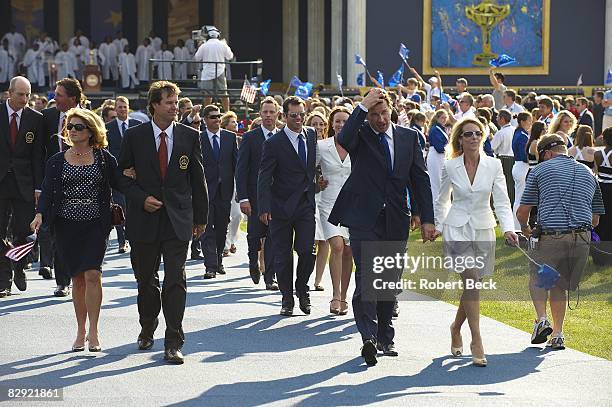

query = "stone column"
[[137, 0, 152, 44], [58, 0, 74, 45], [605, 0, 612, 82], [330, 0, 343, 87], [214, 0, 230, 42], [282, 0, 299, 83], [346, 0, 366, 86], [307, 0, 325, 84]]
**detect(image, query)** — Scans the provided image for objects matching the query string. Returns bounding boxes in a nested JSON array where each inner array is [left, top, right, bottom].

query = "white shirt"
[[454, 107, 476, 121], [6, 103, 22, 128], [206, 128, 221, 151], [151, 120, 174, 162], [491, 124, 515, 156], [57, 111, 66, 150], [358, 103, 395, 168], [116, 118, 129, 136], [284, 125, 308, 160], [261, 125, 277, 140], [194, 39, 234, 80], [503, 102, 524, 126]]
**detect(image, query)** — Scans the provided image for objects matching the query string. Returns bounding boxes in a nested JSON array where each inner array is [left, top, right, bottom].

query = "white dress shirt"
[[151, 120, 174, 162], [284, 125, 308, 160], [206, 128, 221, 151], [358, 103, 395, 167], [116, 118, 129, 137], [6, 103, 22, 128], [491, 124, 516, 156]]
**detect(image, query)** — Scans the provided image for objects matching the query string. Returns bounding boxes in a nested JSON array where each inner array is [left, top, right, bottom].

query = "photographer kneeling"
[[516, 134, 605, 350]]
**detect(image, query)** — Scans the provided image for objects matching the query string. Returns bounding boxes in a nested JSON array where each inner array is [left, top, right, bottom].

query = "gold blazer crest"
[[179, 155, 189, 170], [25, 132, 35, 143]]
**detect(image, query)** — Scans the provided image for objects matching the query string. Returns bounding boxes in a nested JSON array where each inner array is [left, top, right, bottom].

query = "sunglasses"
[[461, 131, 483, 138], [207, 114, 221, 120], [67, 123, 89, 131], [288, 112, 306, 118]]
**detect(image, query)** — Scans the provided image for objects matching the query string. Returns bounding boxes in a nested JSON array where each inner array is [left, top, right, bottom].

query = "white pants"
[[512, 161, 530, 230], [225, 199, 242, 250]]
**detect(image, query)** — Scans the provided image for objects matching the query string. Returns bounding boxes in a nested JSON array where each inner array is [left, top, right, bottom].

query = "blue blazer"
[[37, 148, 118, 232], [200, 129, 238, 201], [428, 124, 448, 154], [257, 127, 317, 220], [236, 127, 268, 205], [106, 118, 142, 159], [327, 107, 434, 240]]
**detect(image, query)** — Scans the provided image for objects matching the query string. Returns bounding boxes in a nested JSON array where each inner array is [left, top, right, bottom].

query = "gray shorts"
[[528, 231, 590, 291], [199, 73, 228, 95]]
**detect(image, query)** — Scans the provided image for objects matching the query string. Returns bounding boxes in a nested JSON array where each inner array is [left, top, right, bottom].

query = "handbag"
[[98, 149, 125, 226]]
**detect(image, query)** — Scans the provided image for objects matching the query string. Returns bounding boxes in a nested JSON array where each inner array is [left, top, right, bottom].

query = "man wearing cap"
[[447, 92, 476, 124], [194, 28, 233, 113], [516, 134, 605, 351]]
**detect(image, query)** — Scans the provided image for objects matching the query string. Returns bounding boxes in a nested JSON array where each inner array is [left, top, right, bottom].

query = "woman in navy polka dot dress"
[[32, 108, 119, 353]]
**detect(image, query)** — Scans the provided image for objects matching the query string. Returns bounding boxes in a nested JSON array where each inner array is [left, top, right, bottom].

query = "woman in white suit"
[[434, 117, 518, 367], [317, 106, 353, 315]]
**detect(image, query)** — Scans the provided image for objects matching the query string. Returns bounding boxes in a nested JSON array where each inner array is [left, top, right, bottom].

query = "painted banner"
[[168, 0, 199, 46], [12, 0, 44, 45], [91, 0, 123, 44]]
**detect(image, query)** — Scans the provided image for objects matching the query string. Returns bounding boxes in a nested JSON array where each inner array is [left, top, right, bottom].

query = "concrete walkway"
[[0, 231, 610, 406]]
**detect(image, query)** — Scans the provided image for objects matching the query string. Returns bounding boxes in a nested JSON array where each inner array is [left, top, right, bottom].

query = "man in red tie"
[[0, 76, 44, 297], [117, 80, 208, 364]]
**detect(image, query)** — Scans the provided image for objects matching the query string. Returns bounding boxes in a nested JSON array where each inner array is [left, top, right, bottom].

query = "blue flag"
[[440, 92, 451, 103], [606, 67, 612, 85], [489, 54, 517, 68], [388, 65, 405, 87], [289, 75, 303, 88], [399, 43, 410, 61], [376, 70, 385, 89], [354, 54, 366, 67], [260, 79, 271, 96], [356, 72, 365, 86], [295, 82, 313, 100]]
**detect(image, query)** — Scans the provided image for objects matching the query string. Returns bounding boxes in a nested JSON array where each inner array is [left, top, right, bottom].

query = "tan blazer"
[[434, 153, 514, 233]]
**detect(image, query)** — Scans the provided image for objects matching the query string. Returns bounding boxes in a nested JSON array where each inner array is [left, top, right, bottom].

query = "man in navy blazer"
[[258, 96, 317, 316], [576, 97, 594, 130], [328, 88, 435, 366], [236, 96, 279, 289], [105, 96, 141, 253], [199, 105, 238, 278]]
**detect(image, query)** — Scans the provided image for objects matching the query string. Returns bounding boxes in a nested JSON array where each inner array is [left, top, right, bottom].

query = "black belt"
[[540, 227, 590, 236]]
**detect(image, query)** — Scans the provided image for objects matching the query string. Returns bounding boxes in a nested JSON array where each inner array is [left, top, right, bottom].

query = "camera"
[[191, 25, 220, 47]]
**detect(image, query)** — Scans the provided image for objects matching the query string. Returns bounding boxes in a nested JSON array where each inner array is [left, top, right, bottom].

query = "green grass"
[[404, 230, 612, 360]]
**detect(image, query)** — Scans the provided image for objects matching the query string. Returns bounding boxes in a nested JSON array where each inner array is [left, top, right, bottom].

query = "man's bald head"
[[8, 76, 31, 111]]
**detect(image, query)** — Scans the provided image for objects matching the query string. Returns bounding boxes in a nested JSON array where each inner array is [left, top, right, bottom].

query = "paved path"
[[0, 231, 610, 406]]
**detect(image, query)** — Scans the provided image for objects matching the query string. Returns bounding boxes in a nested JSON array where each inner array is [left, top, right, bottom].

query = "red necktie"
[[9, 112, 18, 150], [158, 131, 168, 180]]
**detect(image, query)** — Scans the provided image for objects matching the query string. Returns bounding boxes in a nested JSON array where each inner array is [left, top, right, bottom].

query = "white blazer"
[[435, 153, 514, 233]]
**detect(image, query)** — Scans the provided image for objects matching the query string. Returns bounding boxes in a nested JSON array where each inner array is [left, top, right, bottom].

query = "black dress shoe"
[[137, 338, 154, 350], [164, 348, 184, 364], [54, 285, 70, 297], [38, 267, 53, 280], [217, 265, 226, 275], [297, 292, 311, 315], [376, 342, 398, 356], [265, 282, 279, 291], [203, 271, 216, 279], [392, 300, 399, 318], [190, 253, 204, 260], [14, 270, 27, 291], [137, 319, 158, 350], [249, 264, 260, 284], [361, 339, 378, 366], [280, 306, 293, 316], [0, 288, 11, 298]]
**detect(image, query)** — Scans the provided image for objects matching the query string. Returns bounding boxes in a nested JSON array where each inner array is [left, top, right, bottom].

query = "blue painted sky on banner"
[[91, 0, 122, 44], [431, 0, 543, 68]]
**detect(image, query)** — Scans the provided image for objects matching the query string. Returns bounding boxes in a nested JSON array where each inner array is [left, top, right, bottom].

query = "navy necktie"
[[379, 132, 392, 175], [212, 134, 220, 160], [121, 121, 127, 136], [298, 134, 306, 165]]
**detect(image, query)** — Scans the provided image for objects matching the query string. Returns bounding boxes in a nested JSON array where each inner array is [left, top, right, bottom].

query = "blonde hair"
[[63, 108, 108, 149], [220, 111, 238, 129], [430, 109, 449, 127], [549, 110, 577, 135], [446, 117, 486, 159], [305, 111, 328, 138]]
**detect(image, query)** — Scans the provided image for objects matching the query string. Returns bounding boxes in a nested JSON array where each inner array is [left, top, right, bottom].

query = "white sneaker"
[[531, 318, 552, 344]]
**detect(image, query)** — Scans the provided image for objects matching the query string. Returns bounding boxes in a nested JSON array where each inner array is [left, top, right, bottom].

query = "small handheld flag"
[[489, 54, 517, 68], [576, 74, 583, 87], [399, 43, 410, 61], [356, 72, 365, 86], [376, 71, 385, 89], [295, 82, 313, 99], [388, 65, 405, 87], [240, 79, 257, 104], [354, 54, 366, 67], [289, 75, 303, 88], [5, 234, 37, 262], [336, 73, 344, 96], [259, 79, 271, 96], [606, 67, 612, 85]]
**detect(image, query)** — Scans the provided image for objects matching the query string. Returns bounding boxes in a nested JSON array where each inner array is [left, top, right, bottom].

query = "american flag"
[[5, 234, 37, 262], [240, 79, 257, 104]]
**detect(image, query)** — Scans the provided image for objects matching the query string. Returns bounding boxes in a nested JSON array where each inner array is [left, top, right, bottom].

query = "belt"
[[540, 227, 590, 236], [63, 198, 95, 204]]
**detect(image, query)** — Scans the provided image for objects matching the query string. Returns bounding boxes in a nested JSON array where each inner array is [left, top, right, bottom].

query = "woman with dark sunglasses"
[[31, 108, 119, 353]]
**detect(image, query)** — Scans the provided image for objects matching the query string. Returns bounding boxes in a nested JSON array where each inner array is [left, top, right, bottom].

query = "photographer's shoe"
[[531, 317, 552, 344]]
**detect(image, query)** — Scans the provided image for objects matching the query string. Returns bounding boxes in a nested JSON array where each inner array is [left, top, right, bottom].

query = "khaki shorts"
[[199, 73, 228, 95], [528, 231, 590, 291]]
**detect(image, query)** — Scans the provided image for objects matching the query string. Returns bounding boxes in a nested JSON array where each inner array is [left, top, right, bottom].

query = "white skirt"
[[315, 194, 325, 241], [442, 223, 496, 277]]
